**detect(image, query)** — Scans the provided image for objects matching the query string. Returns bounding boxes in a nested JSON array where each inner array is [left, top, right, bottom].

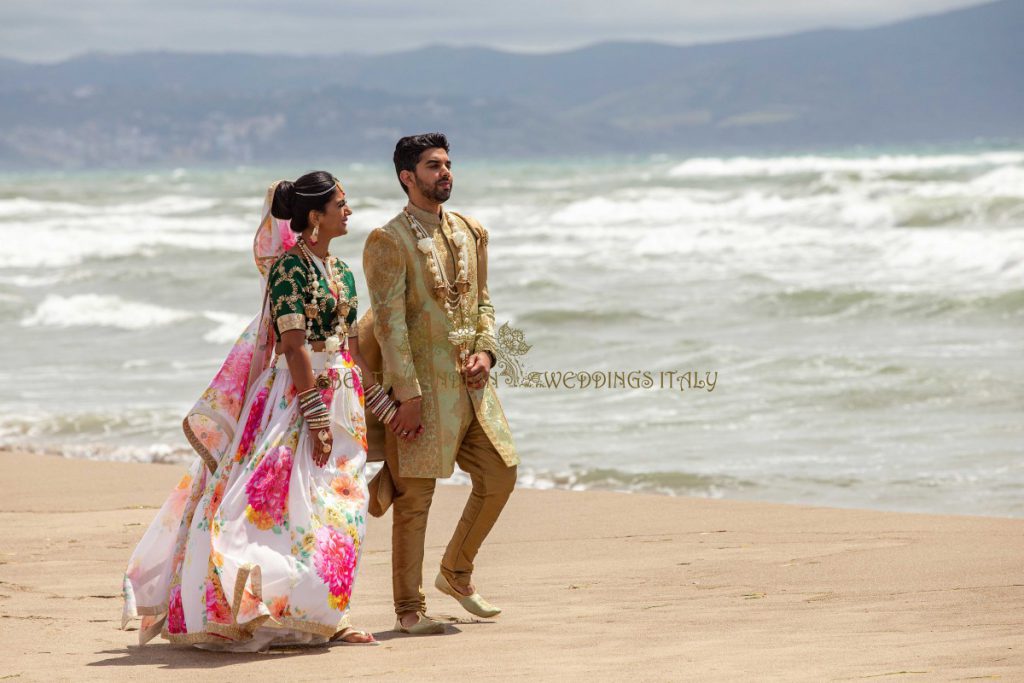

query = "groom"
[[362, 132, 519, 635]]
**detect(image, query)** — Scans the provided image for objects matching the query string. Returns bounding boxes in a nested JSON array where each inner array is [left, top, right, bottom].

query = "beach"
[[1, 449, 1021, 681], [1, 2, 1021, 677]]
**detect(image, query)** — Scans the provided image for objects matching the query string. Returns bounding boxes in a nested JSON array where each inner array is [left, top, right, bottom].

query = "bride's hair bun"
[[270, 172, 339, 232], [271, 180, 296, 220]]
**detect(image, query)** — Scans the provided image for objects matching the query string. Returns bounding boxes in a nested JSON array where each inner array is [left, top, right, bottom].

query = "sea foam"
[[668, 151, 1024, 178], [20, 294, 192, 330], [19, 294, 253, 336]]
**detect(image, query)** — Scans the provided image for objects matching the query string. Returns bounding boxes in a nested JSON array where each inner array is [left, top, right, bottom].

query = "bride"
[[121, 172, 382, 650]]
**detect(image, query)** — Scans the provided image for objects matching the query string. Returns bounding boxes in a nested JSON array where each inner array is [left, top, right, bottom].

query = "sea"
[[2, 147, 1022, 518]]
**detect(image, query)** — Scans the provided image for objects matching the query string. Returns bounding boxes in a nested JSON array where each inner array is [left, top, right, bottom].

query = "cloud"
[[0, 0, 995, 62]]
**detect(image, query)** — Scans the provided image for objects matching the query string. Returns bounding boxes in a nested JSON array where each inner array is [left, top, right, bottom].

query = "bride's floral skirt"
[[122, 351, 369, 651]]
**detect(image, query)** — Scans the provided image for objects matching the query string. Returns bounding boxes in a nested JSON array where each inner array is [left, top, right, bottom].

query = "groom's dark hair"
[[393, 132, 450, 195]]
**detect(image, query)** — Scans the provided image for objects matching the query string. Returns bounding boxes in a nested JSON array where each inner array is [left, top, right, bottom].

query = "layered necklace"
[[404, 209, 475, 364], [296, 237, 355, 366]]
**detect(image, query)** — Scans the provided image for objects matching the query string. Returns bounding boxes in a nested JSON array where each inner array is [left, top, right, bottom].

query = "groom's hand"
[[463, 352, 492, 390], [390, 397, 423, 441]]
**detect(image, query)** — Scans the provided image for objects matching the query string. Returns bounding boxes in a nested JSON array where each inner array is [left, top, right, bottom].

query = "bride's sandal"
[[331, 627, 379, 646]]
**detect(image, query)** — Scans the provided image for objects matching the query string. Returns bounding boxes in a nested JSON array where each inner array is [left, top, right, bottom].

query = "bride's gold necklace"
[[404, 210, 475, 363], [297, 237, 354, 340]]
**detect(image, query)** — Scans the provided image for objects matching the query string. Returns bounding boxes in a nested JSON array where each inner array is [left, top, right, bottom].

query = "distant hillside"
[[0, 0, 1020, 168]]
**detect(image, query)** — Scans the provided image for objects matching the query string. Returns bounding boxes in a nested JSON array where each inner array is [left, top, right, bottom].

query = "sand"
[[0, 449, 1021, 681]]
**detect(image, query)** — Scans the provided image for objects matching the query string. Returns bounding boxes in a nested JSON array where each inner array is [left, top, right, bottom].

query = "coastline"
[[1, 449, 1021, 680]]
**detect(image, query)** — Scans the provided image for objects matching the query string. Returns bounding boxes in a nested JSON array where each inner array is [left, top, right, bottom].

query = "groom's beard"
[[415, 176, 452, 203]]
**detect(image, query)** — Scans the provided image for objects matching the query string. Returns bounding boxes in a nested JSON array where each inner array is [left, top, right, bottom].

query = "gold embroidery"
[[364, 227, 421, 401], [277, 313, 306, 333], [269, 254, 307, 323], [363, 229, 401, 294], [182, 416, 218, 474], [450, 213, 497, 353], [270, 253, 359, 341]]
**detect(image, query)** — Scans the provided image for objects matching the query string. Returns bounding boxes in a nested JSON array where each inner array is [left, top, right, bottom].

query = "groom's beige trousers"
[[386, 404, 517, 616]]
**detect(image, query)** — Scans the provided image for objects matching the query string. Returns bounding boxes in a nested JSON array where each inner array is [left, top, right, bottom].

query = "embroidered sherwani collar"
[[405, 202, 445, 230], [406, 201, 458, 278]]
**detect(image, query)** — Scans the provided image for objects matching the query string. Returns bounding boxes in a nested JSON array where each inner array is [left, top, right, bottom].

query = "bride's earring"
[[310, 222, 320, 245]]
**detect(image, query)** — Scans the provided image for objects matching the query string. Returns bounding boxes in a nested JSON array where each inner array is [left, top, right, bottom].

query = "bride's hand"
[[310, 427, 333, 467]]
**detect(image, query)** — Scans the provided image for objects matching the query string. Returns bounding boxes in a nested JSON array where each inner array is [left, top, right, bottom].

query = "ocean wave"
[[623, 219, 1024, 294], [878, 229, 1024, 286], [0, 442, 194, 466], [518, 466, 748, 497], [21, 294, 192, 330], [201, 310, 252, 344], [0, 197, 81, 218], [960, 166, 1024, 198], [746, 287, 1024, 319], [0, 407, 183, 443], [19, 294, 251, 336], [668, 151, 1024, 178], [0, 273, 63, 288], [517, 308, 658, 326], [0, 194, 220, 219], [438, 465, 744, 498], [0, 216, 252, 268], [547, 183, 1024, 233]]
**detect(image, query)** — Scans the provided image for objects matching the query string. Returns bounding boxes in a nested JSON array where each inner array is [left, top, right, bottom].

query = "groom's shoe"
[[393, 611, 445, 635], [434, 571, 502, 618]]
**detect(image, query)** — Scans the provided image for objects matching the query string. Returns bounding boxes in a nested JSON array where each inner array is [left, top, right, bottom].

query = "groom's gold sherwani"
[[363, 204, 518, 478], [362, 202, 519, 615]]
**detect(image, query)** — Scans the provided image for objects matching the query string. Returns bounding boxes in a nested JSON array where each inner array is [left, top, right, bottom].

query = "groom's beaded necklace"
[[403, 209, 475, 363]]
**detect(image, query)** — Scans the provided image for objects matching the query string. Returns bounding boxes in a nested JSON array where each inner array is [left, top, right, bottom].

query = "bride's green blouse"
[[268, 253, 358, 341]]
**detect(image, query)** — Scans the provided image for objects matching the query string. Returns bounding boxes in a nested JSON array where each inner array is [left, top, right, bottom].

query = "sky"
[[0, 0, 995, 63]]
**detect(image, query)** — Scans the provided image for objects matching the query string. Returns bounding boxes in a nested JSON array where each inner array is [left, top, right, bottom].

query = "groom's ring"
[[402, 430, 410, 436]]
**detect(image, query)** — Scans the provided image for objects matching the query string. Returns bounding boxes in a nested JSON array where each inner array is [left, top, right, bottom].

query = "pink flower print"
[[280, 223, 297, 250], [206, 580, 232, 625], [196, 423, 225, 453], [205, 479, 226, 526], [339, 351, 364, 400], [167, 585, 185, 634], [313, 526, 356, 611], [161, 474, 192, 530], [318, 368, 339, 407], [236, 387, 270, 462], [244, 446, 293, 528], [238, 589, 262, 622], [268, 595, 289, 618], [210, 342, 255, 407], [255, 224, 272, 255]]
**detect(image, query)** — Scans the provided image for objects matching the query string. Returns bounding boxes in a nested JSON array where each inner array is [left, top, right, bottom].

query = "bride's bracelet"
[[306, 416, 331, 430], [297, 387, 320, 408], [304, 406, 331, 429], [297, 387, 331, 429]]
